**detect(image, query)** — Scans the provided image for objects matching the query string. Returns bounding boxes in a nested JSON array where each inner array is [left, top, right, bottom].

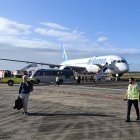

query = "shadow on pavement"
[[28, 112, 116, 118]]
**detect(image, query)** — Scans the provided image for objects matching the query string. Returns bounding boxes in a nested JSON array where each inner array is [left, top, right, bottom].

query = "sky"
[[0, 0, 140, 71]]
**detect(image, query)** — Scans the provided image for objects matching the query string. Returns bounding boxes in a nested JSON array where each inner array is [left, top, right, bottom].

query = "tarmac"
[[0, 80, 140, 140]]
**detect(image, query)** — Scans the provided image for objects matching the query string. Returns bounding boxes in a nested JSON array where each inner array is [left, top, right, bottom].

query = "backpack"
[[13, 96, 23, 110]]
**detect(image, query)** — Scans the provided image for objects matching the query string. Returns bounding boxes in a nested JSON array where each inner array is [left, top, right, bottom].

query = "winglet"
[[61, 44, 68, 61]]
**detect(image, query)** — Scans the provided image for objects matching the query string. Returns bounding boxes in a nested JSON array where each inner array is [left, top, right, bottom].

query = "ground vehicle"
[[12, 70, 28, 76], [0, 70, 12, 78], [30, 69, 74, 83], [0, 75, 38, 86]]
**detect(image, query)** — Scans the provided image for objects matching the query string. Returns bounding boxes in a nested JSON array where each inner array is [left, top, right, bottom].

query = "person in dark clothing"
[[77, 75, 81, 84], [19, 75, 33, 115]]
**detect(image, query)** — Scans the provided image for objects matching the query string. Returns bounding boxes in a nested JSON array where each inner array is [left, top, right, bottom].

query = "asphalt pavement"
[[0, 81, 140, 140]]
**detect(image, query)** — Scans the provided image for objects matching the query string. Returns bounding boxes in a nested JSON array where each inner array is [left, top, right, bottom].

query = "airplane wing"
[[0, 58, 87, 72], [0, 58, 61, 68], [0, 58, 104, 72]]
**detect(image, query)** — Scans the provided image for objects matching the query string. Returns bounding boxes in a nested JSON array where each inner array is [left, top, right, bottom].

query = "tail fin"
[[61, 44, 68, 61]]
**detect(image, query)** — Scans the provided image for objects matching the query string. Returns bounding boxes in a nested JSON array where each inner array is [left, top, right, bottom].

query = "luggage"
[[13, 96, 23, 110]]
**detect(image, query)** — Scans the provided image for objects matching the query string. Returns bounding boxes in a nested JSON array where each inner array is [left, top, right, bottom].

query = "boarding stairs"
[[95, 63, 109, 81]]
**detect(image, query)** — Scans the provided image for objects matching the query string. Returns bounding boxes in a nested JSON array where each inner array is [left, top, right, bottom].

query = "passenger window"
[[121, 60, 126, 63], [47, 71, 54, 75], [42, 71, 46, 76], [34, 71, 40, 76], [39, 71, 43, 76]]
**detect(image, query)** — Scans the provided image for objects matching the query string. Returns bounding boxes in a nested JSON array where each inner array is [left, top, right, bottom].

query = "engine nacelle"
[[85, 65, 100, 73], [59, 66, 87, 73]]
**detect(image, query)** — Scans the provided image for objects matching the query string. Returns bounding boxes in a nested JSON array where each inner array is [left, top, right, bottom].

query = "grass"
[[121, 72, 140, 79]]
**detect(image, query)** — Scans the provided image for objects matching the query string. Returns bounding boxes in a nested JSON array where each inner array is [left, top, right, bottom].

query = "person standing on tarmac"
[[77, 75, 81, 84], [125, 77, 140, 122], [55, 75, 60, 86], [19, 75, 33, 115]]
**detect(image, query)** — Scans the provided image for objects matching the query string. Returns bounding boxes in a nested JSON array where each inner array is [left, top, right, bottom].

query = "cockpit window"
[[121, 60, 126, 63], [117, 60, 126, 63], [117, 60, 121, 63]]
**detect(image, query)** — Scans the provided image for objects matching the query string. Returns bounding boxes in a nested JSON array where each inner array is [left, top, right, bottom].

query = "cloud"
[[35, 28, 89, 43], [41, 22, 69, 30], [96, 36, 108, 42], [0, 17, 31, 35], [0, 17, 140, 58], [0, 36, 58, 49], [93, 46, 140, 56]]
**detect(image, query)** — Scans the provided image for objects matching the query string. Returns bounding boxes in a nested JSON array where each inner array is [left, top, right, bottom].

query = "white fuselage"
[[60, 55, 129, 74]]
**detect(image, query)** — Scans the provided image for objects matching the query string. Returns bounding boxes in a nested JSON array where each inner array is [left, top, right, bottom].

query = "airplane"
[[0, 46, 129, 80]]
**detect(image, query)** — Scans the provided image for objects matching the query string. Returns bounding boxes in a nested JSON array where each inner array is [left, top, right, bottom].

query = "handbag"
[[13, 96, 23, 110]]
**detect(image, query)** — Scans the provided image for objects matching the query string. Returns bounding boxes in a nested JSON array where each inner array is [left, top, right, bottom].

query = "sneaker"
[[22, 112, 28, 115], [125, 119, 131, 122]]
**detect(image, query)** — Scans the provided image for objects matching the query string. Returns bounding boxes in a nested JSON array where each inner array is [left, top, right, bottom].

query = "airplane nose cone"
[[122, 63, 129, 72]]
